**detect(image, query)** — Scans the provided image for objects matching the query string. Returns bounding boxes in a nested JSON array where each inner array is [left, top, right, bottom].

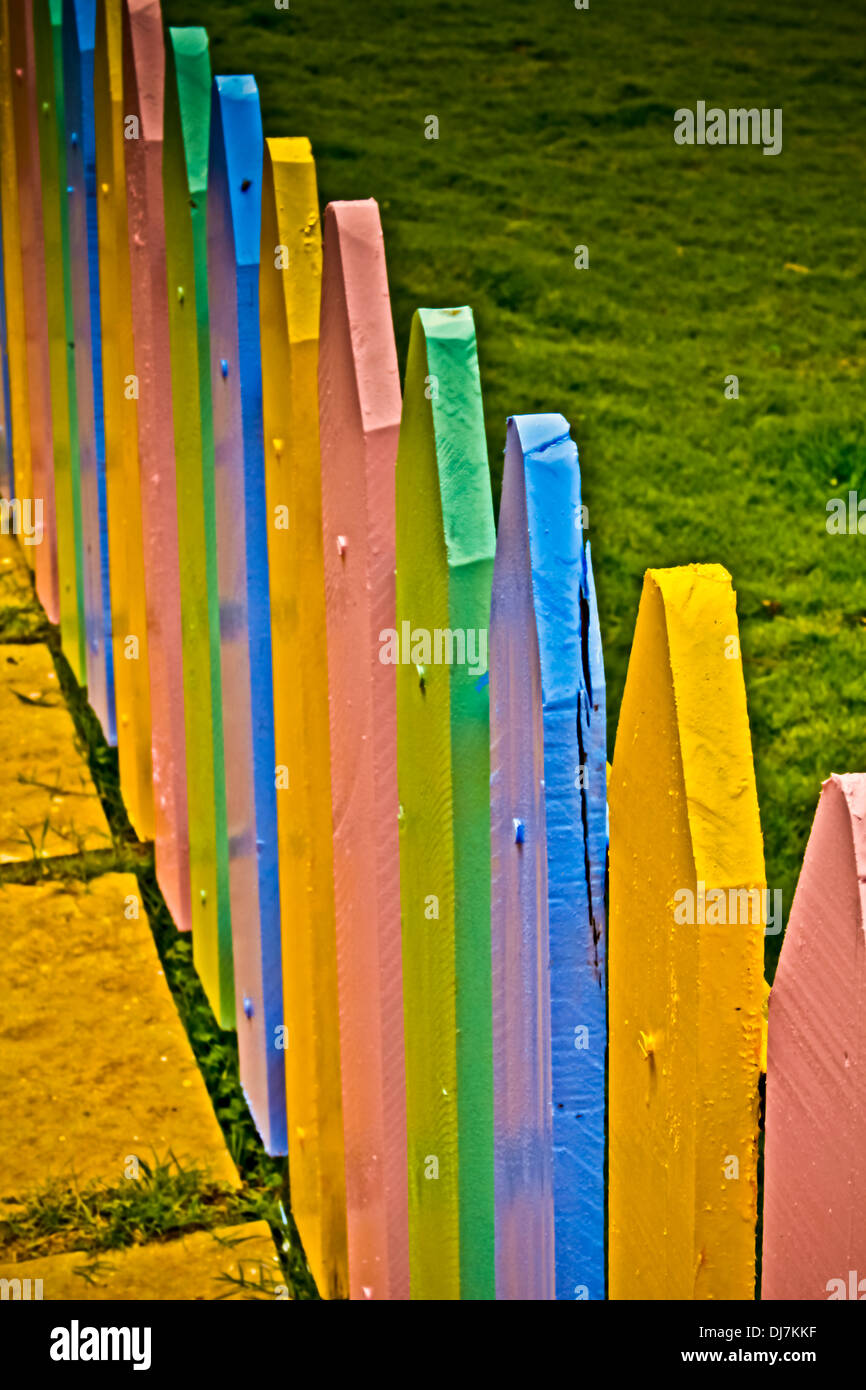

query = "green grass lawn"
[[163, 0, 865, 973]]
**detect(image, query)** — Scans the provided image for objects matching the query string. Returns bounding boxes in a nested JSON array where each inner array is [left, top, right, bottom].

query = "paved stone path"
[[0, 537, 280, 1300]]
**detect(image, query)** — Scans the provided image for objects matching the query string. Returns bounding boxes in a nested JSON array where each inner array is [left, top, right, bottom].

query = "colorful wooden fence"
[[0, 0, 858, 1302]]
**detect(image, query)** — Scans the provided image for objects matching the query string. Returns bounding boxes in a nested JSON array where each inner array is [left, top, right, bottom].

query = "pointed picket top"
[[167, 26, 209, 194], [259, 135, 347, 1297], [490, 412, 605, 1300], [212, 74, 261, 266], [67, 0, 96, 51], [208, 72, 285, 1156], [122, 0, 163, 137], [319, 198, 408, 1300], [609, 564, 765, 1300], [396, 305, 495, 1300], [62, 0, 116, 743], [764, 773, 866, 1300]]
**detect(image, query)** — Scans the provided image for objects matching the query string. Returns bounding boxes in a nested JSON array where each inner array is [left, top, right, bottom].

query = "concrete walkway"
[[0, 536, 279, 1300]]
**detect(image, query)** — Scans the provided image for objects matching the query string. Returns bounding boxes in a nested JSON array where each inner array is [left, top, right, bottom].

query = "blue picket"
[[490, 413, 606, 1300], [207, 73, 286, 1157], [62, 0, 115, 742]]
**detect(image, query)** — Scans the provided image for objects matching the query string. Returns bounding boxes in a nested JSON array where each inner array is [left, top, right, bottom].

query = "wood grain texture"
[[525, 418, 605, 1302], [62, 0, 116, 743], [208, 74, 285, 1155], [489, 416, 553, 1302], [395, 306, 496, 1300], [259, 137, 347, 1295], [33, 0, 86, 680], [490, 413, 606, 1300], [93, 0, 153, 838], [122, 0, 190, 926], [319, 199, 409, 1300], [763, 773, 866, 1301], [609, 564, 765, 1300], [163, 27, 234, 1028], [7, 1, 59, 622]]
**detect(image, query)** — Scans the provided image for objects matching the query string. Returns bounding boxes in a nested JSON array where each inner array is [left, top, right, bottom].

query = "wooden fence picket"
[[8, 1, 59, 621], [208, 72, 286, 1156], [763, 774, 866, 1301], [489, 413, 606, 1301], [92, 0, 153, 837], [395, 305, 496, 1300], [0, 4, 33, 515], [609, 565, 765, 1300], [62, 0, 116, 741], [34, 0, 86, 679], [163, 26, 234, 1027], [121, 0, 190, 925], [319, 198, 409, 1299], [259, 135, 348, 1296]]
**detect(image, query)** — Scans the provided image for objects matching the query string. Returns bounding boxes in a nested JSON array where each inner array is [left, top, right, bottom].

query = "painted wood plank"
[[489, 416, 554, 1302], [609, 564, 765, 1300], [163, 27, 233, 1028], [489, 413, 605, 1300], [319, 199, 409, 1300], [0, 5, 33, 513], [121, 0, 190, 926], [208, 74, 285, 1155], [0, 182, 11, 501], [62, 0, 115, 741], [0, 231, 11, 505], [763, 773, 866, 1301], [7, 2, 59, 621], [395, 306, 496, 1300], [259, 136, 348, 1296], [33, 0, 86, 681], [93, 0, 153, 838], [0, 168, 11, 503]]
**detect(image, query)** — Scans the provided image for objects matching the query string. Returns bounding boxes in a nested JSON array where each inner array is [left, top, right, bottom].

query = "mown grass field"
[[162, 0, 865, 966]]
